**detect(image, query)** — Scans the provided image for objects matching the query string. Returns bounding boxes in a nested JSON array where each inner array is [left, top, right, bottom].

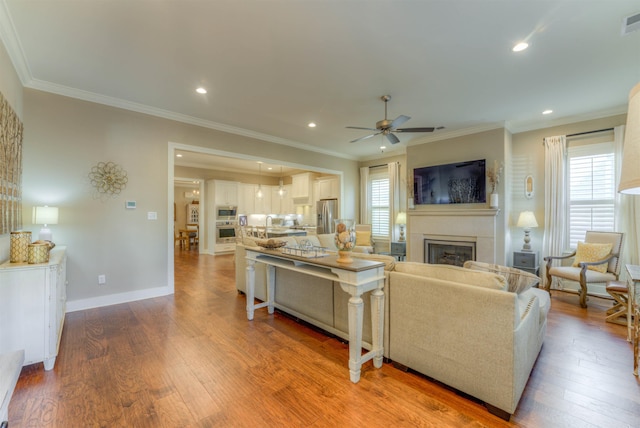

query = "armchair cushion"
[[572, 241, 612, 273], [355, 230, 372, 246], [464, 261, 540, 294]]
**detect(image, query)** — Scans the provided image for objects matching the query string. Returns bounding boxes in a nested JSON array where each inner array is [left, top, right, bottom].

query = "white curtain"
[[615, 125, 640, 276], [388, 162, 401, 241], [360, 166, 370, 224], [542, 135, 567, 289]]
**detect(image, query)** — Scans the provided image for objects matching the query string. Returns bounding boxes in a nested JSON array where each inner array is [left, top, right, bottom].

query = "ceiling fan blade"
[[350, 132, 381, 143], [346, 126, 378, 131], [386, 133, 400, 144], [390, 115, 411, 129], [395, 127, 436, 133]]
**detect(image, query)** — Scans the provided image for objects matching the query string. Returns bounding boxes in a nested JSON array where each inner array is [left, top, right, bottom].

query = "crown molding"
[[0, 0, 32, 85], [23, 78, 358, 161], [506, 105, 628, 134]]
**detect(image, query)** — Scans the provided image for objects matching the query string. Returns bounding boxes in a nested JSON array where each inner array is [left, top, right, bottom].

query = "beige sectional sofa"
[[387, 262, 550, 419], [234, 238, 549, 420]]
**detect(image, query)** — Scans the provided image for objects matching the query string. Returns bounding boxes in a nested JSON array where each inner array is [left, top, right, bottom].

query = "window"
[[567, 141, 616, 248], [370, 169, 389, 238]]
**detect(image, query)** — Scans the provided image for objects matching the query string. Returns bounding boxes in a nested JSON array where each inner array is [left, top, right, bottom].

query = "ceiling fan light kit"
[[347, 95, 441, 145]]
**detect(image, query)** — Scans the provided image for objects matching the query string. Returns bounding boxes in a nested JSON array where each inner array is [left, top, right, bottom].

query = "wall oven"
[[216, 224, 236, 243], [216, 205, 237, 221]]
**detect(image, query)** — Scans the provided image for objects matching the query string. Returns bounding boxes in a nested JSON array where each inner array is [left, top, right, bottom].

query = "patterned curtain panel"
[[0, 91, 24, 234]]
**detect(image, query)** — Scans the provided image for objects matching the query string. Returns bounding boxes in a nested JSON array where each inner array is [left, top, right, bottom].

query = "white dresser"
[[0, 247, 67, 370]]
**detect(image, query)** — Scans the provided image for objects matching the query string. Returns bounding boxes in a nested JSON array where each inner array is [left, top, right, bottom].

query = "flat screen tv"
[[413, 159, 486, 205]]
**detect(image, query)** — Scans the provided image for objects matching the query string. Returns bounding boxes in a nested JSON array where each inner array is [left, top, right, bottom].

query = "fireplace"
[[425, 239, 476, 266]]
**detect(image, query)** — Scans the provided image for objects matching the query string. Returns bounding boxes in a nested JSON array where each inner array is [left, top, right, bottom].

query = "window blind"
[[370, 176, 389, 237], [568, 142, 616, 248]]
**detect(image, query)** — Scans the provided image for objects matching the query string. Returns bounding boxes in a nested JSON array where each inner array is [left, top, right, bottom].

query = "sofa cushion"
[[463, 261, 539, 293], [394, 262, 506, 290], [572, 241, 612, 273], [316, 234, 336, 249]]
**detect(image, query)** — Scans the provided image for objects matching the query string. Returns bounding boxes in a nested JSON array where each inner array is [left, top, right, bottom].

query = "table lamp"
[[396, 212, 407, 242], [516, 211, 538, 251], [33, 206, 59, 241]]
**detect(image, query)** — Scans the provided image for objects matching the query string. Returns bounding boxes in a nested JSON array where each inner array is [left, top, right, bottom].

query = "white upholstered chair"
[[544, 231, 624, 308]]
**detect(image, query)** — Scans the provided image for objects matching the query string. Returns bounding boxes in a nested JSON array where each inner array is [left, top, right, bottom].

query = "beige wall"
[[20, 89, 359, 309], [510, 114, 627, 259], [0, 39, 23, 261], [406, 128, 509, 263]]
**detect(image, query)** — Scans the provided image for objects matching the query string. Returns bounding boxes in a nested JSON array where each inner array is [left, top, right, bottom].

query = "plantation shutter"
[[568, 142, 616, 248], [370, 172, 390, 238]]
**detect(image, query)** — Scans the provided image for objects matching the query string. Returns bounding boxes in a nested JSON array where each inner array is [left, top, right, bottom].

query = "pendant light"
[[256, 162, 264, 199], [278, 166, 287, 198]]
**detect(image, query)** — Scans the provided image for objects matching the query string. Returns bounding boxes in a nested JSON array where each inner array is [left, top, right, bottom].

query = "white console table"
[[0, 247, 67, 371], [245, 248, 385, 383]]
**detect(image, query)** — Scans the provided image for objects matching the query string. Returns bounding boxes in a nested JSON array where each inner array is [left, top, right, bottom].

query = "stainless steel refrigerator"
[[316, 199, 339, 234]]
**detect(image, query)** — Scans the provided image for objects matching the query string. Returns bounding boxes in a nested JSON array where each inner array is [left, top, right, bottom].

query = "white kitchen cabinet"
[[214, 180, 239, 206], [240, 184, 272, 214], [0, 247, 67, 370], [292, 172, 317, 205], [270, 184, 294, 214], [239, 183, 255, 214], [317, 176, 339, 200], [255, 185, 272, 214]]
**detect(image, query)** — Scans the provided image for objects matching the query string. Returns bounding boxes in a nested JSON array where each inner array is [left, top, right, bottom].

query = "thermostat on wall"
[[125, 201, 136, 209]]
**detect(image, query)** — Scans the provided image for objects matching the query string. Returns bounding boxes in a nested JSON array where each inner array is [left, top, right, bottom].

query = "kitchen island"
[[266, 228, 307, 238]]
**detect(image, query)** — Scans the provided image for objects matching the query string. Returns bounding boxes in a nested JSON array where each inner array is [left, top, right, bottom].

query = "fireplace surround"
[[408, 208, 499, 264], [425, 239, 476, 266]]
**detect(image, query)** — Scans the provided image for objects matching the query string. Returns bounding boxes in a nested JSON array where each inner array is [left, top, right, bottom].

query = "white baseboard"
[[66, 286, 173, 313]]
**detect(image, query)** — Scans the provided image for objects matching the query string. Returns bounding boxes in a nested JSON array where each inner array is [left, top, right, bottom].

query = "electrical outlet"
[[98, 274, 106, 285]]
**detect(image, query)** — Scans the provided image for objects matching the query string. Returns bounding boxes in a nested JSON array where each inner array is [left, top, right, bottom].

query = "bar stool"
[[605, 280, 629, 326]]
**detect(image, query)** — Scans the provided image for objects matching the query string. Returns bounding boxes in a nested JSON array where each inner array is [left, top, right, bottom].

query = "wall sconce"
[[516, 211, 538, 251], [395, 211, 407, 242], [33, 205, 59, 241]]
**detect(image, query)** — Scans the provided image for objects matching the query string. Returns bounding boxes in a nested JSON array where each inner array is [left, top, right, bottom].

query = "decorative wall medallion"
[[88, 161, 128, 198], [0, 91, 24, 234]]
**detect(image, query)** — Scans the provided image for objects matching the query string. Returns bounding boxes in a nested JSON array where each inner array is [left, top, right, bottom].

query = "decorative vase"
[[490, 192, 499, 209], [10, 231, 32, 263], [334, 219, 355, 264]]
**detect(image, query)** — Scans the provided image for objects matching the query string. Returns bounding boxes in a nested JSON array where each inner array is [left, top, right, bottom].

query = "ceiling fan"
[[347, 95, 442, 144]]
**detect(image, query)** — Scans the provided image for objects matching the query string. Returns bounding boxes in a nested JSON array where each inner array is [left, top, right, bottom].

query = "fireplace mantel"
[[409, 208, 499, 217], [407, 208, 498, 264]]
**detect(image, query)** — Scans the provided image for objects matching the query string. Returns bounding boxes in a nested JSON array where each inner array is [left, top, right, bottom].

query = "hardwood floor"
[[8, 251, 640, 427]]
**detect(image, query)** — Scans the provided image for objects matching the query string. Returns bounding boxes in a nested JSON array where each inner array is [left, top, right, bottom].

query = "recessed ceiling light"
[[196, 87, 207, 94], [542, 109, 553, 115], [176, 153, 183, 157], [380, 145, 386, 150], [267, 167, 273, 170], [308, 122, 316, 128], [512, 42, 529, 52]]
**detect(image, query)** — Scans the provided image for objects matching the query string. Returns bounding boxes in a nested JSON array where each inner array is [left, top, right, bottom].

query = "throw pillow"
[[572, 241, 612, 273], [355, 231, 372, 246], [463, 261, 539, 294]]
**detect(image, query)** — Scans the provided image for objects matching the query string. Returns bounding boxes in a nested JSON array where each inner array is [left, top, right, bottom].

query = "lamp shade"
[[395, 212, 407, 225], [516, 211, 538, 229], [33, 206, 59, 225], [619, 82, 640, 194]]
